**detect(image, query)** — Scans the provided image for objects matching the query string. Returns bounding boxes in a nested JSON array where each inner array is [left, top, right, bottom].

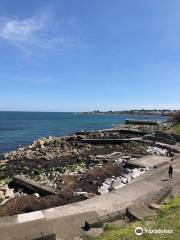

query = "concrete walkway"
[[0, 154, 180, 240], [127, 155, 169, 168], [43, 155, 180, 218]]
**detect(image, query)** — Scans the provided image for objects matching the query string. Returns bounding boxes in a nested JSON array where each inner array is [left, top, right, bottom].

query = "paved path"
[[127, 155, 169, 168], [0, 154, 180, 240], [43, 155, 180, 218]]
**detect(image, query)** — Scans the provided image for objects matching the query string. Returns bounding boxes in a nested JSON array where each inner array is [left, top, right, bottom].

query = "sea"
[[0, 112, 167, 155]]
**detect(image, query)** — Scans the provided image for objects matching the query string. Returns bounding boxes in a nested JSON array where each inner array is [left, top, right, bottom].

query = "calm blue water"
[[0, 112, 167, 154]]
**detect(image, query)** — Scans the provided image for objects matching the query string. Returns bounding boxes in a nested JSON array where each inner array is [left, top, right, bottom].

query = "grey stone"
[[85, 228, 104, 237], [14, 192, 21, 197], [126, 203, 157, 220]]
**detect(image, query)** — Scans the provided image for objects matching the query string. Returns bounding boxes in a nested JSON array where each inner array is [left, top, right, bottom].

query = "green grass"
[[0, 177, 12, 184], [91, 196, 180, 240], [169, 123, 180, 135]]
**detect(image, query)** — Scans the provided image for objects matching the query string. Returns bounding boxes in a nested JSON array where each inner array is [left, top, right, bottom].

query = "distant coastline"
[[82, 109, 177, 116]]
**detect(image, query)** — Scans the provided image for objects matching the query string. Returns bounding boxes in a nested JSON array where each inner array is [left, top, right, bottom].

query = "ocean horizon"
[[0, 111, 167, 155]]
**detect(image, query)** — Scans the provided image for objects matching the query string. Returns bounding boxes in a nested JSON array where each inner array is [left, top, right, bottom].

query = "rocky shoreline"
[[0, 121, 175, 217]]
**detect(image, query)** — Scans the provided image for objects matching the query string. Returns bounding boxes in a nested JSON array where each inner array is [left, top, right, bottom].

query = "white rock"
[[121, 177, 128, 184], [104, 178, 114, 186], [130, 173, 136, 179], [5, 188, 14, 198], [146, 146, 167, 156], [33, 193, 40, 197], [0, 190, 5, 200], [73, 191, 87, 196], [127, 176, 132, 182], [112, 179, 124, 189], [0, 184, 8, 192], [98, 183, 110, 195], [126, 168, 132, 173]]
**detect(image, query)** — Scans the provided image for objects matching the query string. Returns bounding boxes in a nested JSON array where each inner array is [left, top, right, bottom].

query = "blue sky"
[[0, 0, 179, 111]]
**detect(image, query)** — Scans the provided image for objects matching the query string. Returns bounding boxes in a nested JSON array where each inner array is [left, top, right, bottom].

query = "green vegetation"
[[169, 123, 180, 135], [30, 161, 85, 176], [91, 196, 180, 240], [168, 111, 180, 134], [28, 161, 86, 185], [0, 177, 12, 184]]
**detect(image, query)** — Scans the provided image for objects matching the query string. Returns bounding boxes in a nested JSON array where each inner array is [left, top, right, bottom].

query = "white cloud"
[[0, 12, 49, 54], [1, 18, 42, 42], [0, 10, 93, 55]]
